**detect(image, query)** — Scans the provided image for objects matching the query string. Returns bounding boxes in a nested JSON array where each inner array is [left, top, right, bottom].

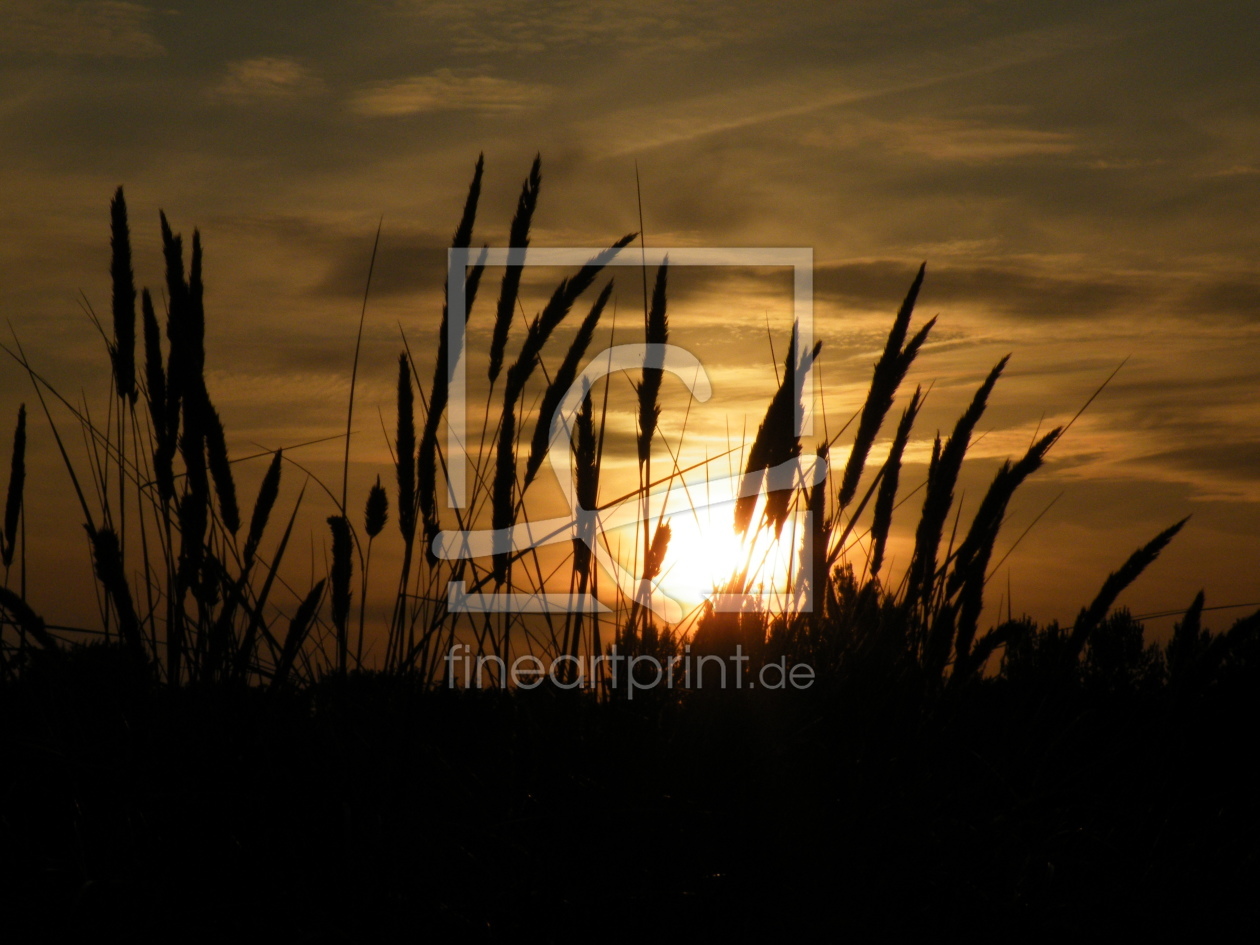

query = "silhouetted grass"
[[4, 161, 1250, 696], [3, 159, 1260, 940]]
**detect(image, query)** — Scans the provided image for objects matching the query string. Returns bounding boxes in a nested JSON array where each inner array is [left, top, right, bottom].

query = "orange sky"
[[3, 1, 1259, 650]]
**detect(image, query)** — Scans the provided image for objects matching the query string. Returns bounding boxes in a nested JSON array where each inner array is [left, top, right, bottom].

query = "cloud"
[[1, 0, 163, 58], [1138, 442, 1260, 484], [315, 232, 449, 299], [813, 259, 1149, 320], [804, 115, 1077, 163], [397, 0, 757, 56], [211, 57, 324, 104], [1180, 276, 1260, 322], [1204, 165, 1260, 178], [349, 69, 550, 117], [581, 16, 1104, 159], [810, 259, 1260, 326]]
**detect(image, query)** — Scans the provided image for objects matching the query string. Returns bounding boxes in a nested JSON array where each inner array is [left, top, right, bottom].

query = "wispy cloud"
[[805, 115, 1077, 162], [315, 232, 448, 298], [398, 0, 757, 56], [814, 259, 1149, 320], [1203, 164, 1260, 178], [349, 69, 549, 117], [813, 258, 1260, 325], [1, 0, 163, 58], [211, 57, 324, 104], [584, 20, 1103, 159]]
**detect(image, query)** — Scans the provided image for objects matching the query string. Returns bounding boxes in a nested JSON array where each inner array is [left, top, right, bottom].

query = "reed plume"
[[203, 399, 240, 534], [516, 235, 637, 376], [905, 355, 1009, 611], [365, 476, 388, 539], [140, 289, 174, 501], [946, 427, 1062, 600], [159, 212, 186, 382], [869, 387, 922, 578], [634, 260, 670, 599], [523, 280, 613, 487], [734, 326, 822, 537], [176, 418, 210, 597], [489, 155, 540, 387], [1167, 589, 1207, 682], [451, 153, 484, 250], [141, 289, 165, 419], [950, 428, 1061, 664], [490, 235, 635, 585], [561, 390, 600, 672], [636, 261, 669, 468], [157, 213, 190, 502], [636, 520, 672, 657], [735, 334, 792, 536], [395, 353, 416, 543], [359, 476, 388, 668], [109, 186, 137, 405], [417, 157, 486, 538], [1067, 517, 1188, 662], [643, 521, 672, 581], [107, 200, 136, 605], [243, 449, 282, 569], [838, 264, 933, 511], [390, 353, 418, 666], [572, 390, 598, 575]]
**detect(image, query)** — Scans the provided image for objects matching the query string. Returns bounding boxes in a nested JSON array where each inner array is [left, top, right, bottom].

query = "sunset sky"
[[2, 0, 1259, 640]]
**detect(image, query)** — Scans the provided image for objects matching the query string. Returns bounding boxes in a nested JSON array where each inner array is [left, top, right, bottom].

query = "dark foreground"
[[4, 643, 1260, 943]]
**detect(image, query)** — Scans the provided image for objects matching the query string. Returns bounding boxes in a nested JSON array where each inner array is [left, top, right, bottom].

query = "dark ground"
[[4, 643, 1259, 943]]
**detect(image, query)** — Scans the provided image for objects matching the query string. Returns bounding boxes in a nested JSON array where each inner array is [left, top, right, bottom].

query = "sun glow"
[[655, 499, 805, 613]]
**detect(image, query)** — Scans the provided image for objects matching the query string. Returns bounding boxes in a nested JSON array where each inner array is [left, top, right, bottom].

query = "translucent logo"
[[438, 248, 816, 619]]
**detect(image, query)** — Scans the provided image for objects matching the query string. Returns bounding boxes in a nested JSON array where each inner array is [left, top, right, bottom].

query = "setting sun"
[[656, 497, 806, 613]]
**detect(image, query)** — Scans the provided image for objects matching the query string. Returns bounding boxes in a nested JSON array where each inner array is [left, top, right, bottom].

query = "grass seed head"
[[365, 475, 389, 539], [109, 186, 137, 404]]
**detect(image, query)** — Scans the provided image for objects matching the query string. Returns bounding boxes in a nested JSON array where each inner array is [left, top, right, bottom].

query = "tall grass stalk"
[[869, 387, 922, 579], [489, 234, 635, 585], [905, 355, 1009, 618], [417, 156, 486, 553], [2, 405, 25, 584], [1068, 518, 1189, 662], [360, 476, 388, 667], [837, 263, 933, 512]]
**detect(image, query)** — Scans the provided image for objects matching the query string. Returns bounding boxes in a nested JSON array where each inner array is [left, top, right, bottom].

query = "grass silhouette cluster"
[[2, 159, 1260, 938]]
